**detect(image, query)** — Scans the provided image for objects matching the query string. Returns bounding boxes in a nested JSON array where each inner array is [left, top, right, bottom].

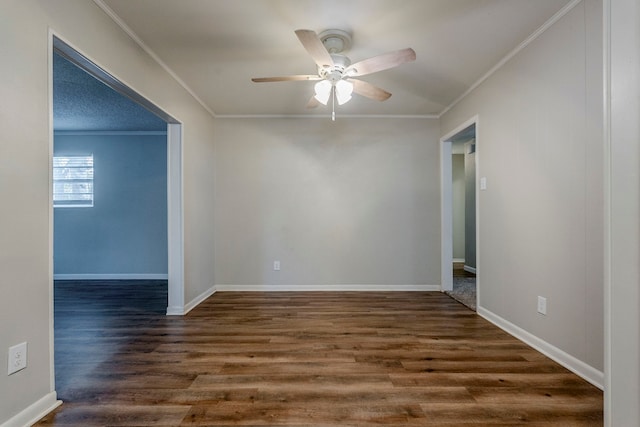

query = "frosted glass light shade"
[[335, 80, 353, 105], [314, 80, 332, 105]]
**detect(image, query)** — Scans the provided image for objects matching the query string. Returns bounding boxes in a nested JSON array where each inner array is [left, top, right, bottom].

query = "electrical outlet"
[[537, 296, 547, 315], [8, 342, 27, 375], [273, 260, 280, 271]]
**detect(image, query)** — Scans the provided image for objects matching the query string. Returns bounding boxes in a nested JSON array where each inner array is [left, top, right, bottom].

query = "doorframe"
[[166, 123, 185, 315], [440, 115, 479, 309], [49, 33, 186, 320]]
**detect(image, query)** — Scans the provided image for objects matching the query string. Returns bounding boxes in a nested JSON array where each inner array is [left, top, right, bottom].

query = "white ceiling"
[[99, 0, 573, 117]]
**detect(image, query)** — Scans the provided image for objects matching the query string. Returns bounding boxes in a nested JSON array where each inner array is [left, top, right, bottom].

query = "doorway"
[[52, 35, 184, 314], [440, 117, 478, 311], [50, 35, 186, 397]]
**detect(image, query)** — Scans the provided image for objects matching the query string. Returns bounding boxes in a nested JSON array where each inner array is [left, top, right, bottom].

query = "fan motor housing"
[[318, 54, 351, 82]]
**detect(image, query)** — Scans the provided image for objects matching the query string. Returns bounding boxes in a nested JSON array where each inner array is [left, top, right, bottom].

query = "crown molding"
[[92, 0, 217, 118], [215, 114, 439, 119], [438, 0, 584, 118]]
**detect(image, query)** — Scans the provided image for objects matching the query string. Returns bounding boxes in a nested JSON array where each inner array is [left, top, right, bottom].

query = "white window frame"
[[53, 154, 94, 208]]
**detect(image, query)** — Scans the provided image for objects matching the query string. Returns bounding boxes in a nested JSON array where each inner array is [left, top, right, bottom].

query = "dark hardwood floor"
[[36, 281, 603, 426]]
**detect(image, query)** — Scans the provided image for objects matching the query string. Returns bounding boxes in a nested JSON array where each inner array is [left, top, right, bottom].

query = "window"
[[53, 155, 94, 207]]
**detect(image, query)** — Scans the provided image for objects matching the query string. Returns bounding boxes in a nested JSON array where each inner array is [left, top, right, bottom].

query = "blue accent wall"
[[54, 133, 167, 276]]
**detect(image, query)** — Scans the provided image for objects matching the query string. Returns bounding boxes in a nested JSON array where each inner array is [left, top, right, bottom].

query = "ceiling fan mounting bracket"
[[318, 29, 352, 54]]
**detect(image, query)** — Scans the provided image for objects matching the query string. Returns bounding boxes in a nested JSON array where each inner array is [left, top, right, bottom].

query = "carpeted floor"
[[445, 276, 476, 311]]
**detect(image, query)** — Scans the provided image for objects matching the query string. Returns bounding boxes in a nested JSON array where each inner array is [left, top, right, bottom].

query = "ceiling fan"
[[251, 29, 416, 118]]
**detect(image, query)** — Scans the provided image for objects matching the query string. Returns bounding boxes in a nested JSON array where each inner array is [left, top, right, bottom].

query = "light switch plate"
[[537, 296, 547, 315], [480, 177, 487, 190]]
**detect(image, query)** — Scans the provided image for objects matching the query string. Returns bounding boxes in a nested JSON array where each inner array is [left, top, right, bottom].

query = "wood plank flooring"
[[36, 282, 603, 426]]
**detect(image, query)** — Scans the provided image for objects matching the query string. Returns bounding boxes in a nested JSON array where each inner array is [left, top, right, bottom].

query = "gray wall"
[[441, 0, 603, 374], [5, 0, 639, 423], [0, 1, 216, 423], [464, 141, 476, 269], [213, 118, 441, 289], [54, 134, 167, 277], [452, 154, 465, 260]]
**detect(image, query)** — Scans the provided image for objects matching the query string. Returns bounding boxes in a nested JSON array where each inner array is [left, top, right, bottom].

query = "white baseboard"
[[167, 284, 216, 316], [0, 392, 61, 427], [463, 265, 477, 274], [477, 306, 604, 390], [54, 274, 168, 280], [453, 258, 465, 263], [214, 284, 441, 292], [166, 284, 439, 315], [166, 305, 186, 316]]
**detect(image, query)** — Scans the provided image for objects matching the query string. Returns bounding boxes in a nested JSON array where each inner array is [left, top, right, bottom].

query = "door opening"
[[52, 35, 184, 314], [441, 117, 478, 311], [50, 35, 186, 398]]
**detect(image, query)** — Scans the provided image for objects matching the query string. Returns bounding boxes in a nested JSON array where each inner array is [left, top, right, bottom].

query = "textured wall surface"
[[0, 1, 216, 423], [53, 52, 166, 131], [441, 0, 603, 372], [54, 134, 167, 276], [213, 118, 441, 289], [452, 154, 465, 260]]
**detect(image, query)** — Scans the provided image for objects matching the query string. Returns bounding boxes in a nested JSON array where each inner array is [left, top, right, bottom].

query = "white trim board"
[[214, 284, 441, 292], [0, 392, 61, 427], [167, 284, 441, 315], [166, 123, 185, 315], [440, 115, 479, 293], [54, 274, 168, 280], [463, 265, 477, 274], [54, 130, 167, 136], [477, 306, 604, 390], [167, 284, 216, 316]]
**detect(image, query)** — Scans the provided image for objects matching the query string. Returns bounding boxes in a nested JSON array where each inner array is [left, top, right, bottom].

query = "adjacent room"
[[444, 123, 477, 310], [1, 0, 638, 426], [52, 50, 170, 397]]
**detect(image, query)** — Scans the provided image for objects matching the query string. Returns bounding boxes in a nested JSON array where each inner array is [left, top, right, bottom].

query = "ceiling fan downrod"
[[332, 87, 336, 121]]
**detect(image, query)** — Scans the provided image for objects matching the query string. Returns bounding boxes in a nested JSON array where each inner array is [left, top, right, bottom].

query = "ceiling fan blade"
[[306, 95, 320, 109], [346, 48, 416, 77], [252, 75, 321, 82], [295, 29, 334, 69], [351, 79, 392, 101]]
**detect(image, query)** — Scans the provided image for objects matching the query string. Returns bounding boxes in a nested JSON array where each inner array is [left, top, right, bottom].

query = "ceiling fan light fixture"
[[251, 29, 415, 115], [314, 80, 332, 105], [335, 80, 353, 105]]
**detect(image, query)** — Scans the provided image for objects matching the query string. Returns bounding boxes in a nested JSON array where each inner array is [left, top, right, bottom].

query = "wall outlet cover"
[[8, 342, 27, 375]]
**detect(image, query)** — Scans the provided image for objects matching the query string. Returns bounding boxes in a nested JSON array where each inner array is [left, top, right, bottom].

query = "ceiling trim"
[[215, 114, 439, 119], [438, 0, 583, 118], [54, 130, 167, 136], [93, 0, 582, 121], [92, 0, 217, 118]]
